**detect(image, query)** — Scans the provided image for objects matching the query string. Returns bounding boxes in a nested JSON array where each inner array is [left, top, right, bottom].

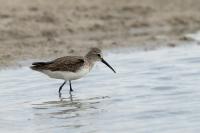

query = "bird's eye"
[[97, 54, 101, 57]]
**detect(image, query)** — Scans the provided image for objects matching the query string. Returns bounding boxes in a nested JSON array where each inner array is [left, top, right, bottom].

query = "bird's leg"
[[69, 80, 73, 92], [59, 81, 66, 93], [69, 91, 73, 101]]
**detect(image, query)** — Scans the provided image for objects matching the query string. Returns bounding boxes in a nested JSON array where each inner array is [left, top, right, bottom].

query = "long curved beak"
[[101, 58, 116, 73]]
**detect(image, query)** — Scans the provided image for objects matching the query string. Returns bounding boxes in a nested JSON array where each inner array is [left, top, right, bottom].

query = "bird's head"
[[86, 47, 116, 73]]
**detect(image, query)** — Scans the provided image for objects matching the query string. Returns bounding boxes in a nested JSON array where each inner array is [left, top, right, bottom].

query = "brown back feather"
[[31, 56, 85, 72]]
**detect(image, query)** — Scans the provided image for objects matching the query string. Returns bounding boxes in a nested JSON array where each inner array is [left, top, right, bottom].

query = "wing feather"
[[31, 56, 85, 72]]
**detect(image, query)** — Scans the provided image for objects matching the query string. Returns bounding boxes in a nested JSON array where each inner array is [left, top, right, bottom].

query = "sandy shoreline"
[[0, 0, 200, 67]]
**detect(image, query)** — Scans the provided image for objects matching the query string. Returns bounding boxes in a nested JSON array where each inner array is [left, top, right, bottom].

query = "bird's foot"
[[59, 92, 62, 98]]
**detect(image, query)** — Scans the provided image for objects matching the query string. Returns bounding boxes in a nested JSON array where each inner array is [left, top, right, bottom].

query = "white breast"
[[41, 67, 90, 81]]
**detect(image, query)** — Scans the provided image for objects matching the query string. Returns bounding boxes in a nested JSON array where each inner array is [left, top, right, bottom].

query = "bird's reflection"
[[59, 91, 73, 102], [33, 92, 110, 121]]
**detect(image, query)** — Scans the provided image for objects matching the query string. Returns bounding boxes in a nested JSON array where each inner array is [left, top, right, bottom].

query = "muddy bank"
[[0, 0, 200, 67]]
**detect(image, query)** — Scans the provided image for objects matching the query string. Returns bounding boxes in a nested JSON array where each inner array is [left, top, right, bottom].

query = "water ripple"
[[1, 45, 200, 132]]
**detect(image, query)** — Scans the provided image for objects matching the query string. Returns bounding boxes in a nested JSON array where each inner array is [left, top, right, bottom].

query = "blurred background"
[[1, 0, 200, 133], [0, 0, 200, 67]]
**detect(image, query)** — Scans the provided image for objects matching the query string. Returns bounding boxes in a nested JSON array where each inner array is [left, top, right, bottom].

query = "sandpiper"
[[31, 48, 116, 94]]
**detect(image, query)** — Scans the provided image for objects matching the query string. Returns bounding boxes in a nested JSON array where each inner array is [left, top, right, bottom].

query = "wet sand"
[[0, 0, 200, 67]]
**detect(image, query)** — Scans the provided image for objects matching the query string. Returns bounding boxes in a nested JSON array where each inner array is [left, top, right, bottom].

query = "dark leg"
[[69, 91, 73, 101], [59, 81, 66, 93], [69, 80, 73, 92]]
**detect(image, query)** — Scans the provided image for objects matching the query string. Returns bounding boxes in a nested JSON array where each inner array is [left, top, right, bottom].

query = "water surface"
[[1, 45, 200, 133]]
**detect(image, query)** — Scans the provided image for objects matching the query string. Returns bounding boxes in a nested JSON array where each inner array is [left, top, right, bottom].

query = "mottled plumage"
[[31, 56, 85, 72]]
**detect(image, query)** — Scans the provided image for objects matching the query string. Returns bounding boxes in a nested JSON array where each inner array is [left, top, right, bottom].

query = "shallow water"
[[1, 45, 200, 133]]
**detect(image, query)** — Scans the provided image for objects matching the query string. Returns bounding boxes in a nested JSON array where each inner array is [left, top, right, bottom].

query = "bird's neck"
[[85, 56, 96, 69]]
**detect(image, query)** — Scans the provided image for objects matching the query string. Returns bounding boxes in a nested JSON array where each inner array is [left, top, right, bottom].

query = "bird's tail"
[[31, 62, 50, 71]]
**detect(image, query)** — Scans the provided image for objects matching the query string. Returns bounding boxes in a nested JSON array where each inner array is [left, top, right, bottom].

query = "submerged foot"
[[59, 92, 62, 98], [69, 90, 73, 101]]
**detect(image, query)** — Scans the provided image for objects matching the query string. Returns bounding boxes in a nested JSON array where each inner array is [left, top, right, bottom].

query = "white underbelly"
[[42, 67, 90, 80]]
